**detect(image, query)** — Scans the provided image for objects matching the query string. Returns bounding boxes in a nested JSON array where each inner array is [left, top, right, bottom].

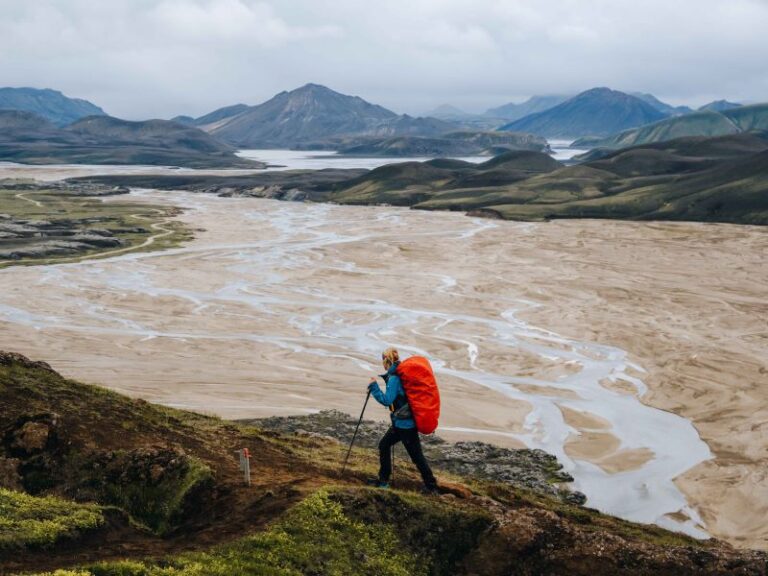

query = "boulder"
[[7, 414, 60, 456]]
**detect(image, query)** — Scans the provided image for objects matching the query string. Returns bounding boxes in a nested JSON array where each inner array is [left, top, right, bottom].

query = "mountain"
[[424, 104, 476, 121], [0, 111, 260, 168], [572, 102, 768, 149], [485, 95, 570, 122], [186, 103, 250, 129], [631, 92, 693, 116], [199, 83, 457, 148], [0, 87, 106, 126], [699, 99, 742, 112], [499, 88, 668, 138]]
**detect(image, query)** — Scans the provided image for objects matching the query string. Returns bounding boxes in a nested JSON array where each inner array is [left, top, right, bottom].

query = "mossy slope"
[[1, 351, 766, 576]]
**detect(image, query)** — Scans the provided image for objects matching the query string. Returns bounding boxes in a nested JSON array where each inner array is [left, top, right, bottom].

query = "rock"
[[0, 457, 22, 490], [438, 481, 473, 499], [0, 351, 55, 372], [86, 228, 116, 237], [293, 429, 340, 444], [243, 410, 585, 505], [149, 463, 165, 483], [563, 490, 588, 505], [15, 422, 51, 453], [70, 234, 123, 248]]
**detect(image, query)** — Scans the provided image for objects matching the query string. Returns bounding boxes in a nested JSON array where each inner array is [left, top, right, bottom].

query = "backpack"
[[396, 356, 440, 434]]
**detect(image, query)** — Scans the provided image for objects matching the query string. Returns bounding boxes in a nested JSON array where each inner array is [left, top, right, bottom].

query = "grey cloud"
[[0, 0, 765, 119]]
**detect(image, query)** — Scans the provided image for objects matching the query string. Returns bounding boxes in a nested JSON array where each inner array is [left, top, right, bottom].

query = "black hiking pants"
[[378, 426, 437, 489]]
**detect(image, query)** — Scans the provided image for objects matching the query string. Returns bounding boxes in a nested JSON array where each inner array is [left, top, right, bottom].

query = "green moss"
[[0, 488, 103, 549], [46, 491, 426, 576], [331, 489, 493, 576], [79, 453, 213, 535], [0, 189, 193, 268], [36, 572, 94, 576]]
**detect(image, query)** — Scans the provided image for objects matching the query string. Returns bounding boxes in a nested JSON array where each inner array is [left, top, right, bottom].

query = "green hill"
[[2, 350, 765, 575], [337, 131, 548, 157], [574, 103, 768, 150], [0, 111, 261, 168], [328, 133, 768, 224], [331, 151, 561, 206]]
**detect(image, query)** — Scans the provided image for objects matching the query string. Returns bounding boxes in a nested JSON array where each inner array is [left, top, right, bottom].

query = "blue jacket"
[[367, 361, 415, 429]]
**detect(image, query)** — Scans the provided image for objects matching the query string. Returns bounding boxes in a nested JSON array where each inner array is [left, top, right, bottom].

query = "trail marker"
[[236, 448, 251, 486]]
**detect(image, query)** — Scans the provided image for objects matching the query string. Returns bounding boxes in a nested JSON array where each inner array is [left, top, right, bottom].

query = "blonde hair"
[[381, 347, 399, 370]]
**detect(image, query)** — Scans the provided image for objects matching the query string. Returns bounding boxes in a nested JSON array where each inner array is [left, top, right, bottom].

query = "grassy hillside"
[[326, 133, 768, 225], [331, 151, 562, 206], [337, 131, 548, 157], [1, 350, 767, 575], [575, 103, 768, 150]]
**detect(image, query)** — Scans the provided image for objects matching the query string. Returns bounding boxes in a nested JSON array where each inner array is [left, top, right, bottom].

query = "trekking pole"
[[341, 389, 371, 476], [391, 444, 395, 487]]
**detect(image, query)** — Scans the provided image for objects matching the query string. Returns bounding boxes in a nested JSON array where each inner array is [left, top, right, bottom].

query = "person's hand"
[[368, 377, 377, 391]]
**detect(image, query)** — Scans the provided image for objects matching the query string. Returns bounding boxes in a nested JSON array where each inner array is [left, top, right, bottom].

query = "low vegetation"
[[1, 351, 766, 575], [0, 185, 193, 267], [327, 132, 768, 225], [0, 488, 103, 550], [574, 102, 768, 149], [32, 489, 489, 576]]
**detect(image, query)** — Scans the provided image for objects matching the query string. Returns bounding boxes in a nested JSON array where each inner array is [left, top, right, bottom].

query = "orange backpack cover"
[[396, 356, 440, 434]]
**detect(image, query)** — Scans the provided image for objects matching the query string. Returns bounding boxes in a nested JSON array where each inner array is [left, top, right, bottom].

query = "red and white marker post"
[[237, 448, 251, 486]]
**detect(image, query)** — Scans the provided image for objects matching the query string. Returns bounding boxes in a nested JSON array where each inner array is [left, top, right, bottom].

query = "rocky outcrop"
[[244, 409, 586, 504]]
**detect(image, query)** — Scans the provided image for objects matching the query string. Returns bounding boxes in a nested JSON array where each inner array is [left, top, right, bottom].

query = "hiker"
[[367, 347, 439, 494]]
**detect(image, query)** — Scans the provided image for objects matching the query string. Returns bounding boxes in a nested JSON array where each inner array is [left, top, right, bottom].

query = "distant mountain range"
[[485, 95, 571, 122], [572, 103, 768, 150], [0, 84, 758, 163], [631, 93, 693, 116], [424, 104, 476, 121], [499, 88, 668, 139], [0, 87, 106, 126], [0, 111, 258, 168], [698, 99, 742, 112]]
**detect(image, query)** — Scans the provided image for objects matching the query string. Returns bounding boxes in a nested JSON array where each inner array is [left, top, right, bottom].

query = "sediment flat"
[[0, 184, 765, 549]]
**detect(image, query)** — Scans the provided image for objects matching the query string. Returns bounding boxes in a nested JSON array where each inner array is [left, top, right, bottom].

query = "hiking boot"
[[420, 485, 439, 496], [366, 478, 389, 489]]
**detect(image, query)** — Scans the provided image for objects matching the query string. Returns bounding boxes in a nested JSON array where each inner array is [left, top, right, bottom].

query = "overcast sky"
[[1, 0, 766, 119]]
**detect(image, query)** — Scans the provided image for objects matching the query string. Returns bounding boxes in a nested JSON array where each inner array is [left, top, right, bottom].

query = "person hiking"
[[367, 347, 439, 494]]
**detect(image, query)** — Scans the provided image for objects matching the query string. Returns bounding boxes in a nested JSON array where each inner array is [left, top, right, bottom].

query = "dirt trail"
[[13, 192, 44, 208]]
